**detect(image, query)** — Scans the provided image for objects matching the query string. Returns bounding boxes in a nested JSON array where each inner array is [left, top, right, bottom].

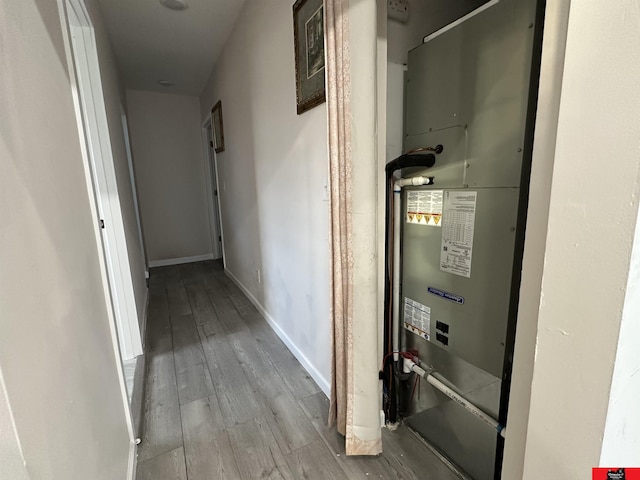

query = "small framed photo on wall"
[[212, 100, 225, 153], [293, 0, 326, 115]]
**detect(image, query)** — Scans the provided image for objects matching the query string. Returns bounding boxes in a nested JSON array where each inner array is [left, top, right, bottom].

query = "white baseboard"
[[148, 253, 214, 268], [224, 268, 331, 397]]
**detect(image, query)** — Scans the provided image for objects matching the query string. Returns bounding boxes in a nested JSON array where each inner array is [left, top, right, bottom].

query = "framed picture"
[[211, 100, 225, 153], [293, 0, 326, 115]]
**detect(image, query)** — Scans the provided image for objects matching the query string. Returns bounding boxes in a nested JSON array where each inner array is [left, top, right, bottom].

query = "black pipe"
[[382, 151, 437, 424], [385, 151, 437, 175]]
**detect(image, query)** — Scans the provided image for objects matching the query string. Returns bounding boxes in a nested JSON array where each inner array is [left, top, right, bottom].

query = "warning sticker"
[[406, 190, 443, 227], [403, 297, 431, 341], [440, 191, 477, 278]]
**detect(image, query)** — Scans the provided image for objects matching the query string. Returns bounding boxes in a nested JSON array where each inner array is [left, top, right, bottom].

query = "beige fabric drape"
[[326, 0, 352, 441], [326, 0, 382, 457]]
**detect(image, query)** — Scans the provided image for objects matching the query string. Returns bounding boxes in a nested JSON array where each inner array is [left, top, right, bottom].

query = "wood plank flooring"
[[136, 260, 461, 480]]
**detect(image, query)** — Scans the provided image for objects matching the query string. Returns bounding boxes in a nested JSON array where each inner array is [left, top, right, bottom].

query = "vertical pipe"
[[392, 177, 432, 363], [392, 183, 402, 362]]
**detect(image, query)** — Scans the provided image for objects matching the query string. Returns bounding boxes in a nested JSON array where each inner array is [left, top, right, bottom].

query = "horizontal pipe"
[[395, 176, 434, 188], [404, 358, 506, 438], [385, 152, 436, 175]]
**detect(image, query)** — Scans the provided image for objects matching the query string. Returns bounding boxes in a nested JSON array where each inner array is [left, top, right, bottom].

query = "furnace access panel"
[[398, 0, 538, 478]]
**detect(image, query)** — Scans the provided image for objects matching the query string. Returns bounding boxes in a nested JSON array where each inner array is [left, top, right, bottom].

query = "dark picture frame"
[[293, 0, 326, 115], [211, 100, 225, 153]]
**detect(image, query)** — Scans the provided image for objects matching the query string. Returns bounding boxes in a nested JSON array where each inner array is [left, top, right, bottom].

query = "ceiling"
[[97, 0, 246, 96]]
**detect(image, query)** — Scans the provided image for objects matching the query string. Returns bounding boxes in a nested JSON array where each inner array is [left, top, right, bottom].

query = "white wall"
[[0, 0, 132, 477], [501, 1, 570, 477], [199, 0, 330, 392], [519, 0, 640, 477], [126, 90, 213, 265]]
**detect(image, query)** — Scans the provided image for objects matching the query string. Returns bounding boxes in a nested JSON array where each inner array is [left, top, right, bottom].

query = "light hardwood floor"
[[135, 260, 461, 480]]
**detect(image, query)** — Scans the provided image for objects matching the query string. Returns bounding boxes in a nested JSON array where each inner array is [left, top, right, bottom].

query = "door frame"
[[120, 105, 149, 281], [61, 0, 142, 362], [59, 0, 137, 475], [202, 116, 225, 262]]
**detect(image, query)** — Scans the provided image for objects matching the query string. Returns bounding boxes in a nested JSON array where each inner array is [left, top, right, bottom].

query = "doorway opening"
[[202, 117, 224, 262]]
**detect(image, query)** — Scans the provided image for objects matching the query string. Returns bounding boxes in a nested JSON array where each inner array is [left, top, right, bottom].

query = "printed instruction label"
[[406, 190, 443, 226], [403, 297, 431, 341], [440, 191, 477, 278]]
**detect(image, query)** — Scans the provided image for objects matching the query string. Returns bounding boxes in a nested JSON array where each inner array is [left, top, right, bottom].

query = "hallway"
[[135, 261, 460, 479]]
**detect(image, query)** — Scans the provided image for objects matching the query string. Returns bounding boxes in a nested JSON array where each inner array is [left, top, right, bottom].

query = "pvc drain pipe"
[[384, 153, 436, 425], [392, 176, 433, 362], [403, 358, 506, 438]]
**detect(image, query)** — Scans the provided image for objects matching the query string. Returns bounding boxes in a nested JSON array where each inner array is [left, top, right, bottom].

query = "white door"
[[63, 0, 142, 360], [204, 119, 224, 260]]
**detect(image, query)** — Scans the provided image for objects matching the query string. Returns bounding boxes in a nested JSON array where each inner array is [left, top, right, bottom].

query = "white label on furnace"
[[440, 190, 477, 278], [403, 297, 431, 341], [406, 190, 443, 226]]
